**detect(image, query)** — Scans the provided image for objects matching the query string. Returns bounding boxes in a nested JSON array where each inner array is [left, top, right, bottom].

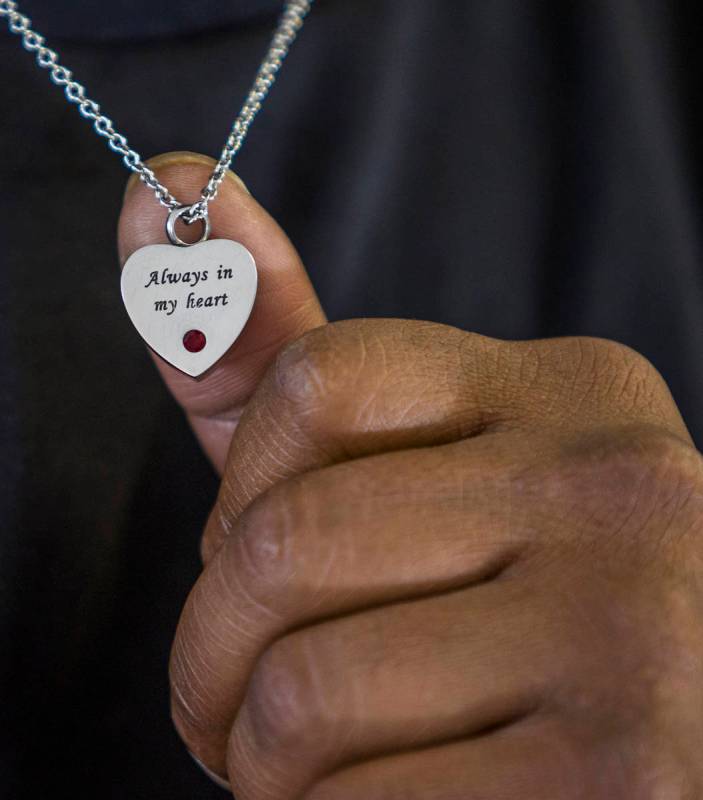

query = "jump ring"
[[165, 205, 211, 247]]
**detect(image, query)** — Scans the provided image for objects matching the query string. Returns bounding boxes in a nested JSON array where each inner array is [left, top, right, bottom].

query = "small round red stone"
[[183, 329, 206, 353]]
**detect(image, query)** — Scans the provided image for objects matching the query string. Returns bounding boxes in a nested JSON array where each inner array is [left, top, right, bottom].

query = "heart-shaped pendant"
[[121, 238, 257, 377]]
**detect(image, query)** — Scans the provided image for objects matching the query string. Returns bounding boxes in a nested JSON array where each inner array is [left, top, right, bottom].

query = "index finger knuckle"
[[273, 322, 362, 409], [557, 337, 678, 425]]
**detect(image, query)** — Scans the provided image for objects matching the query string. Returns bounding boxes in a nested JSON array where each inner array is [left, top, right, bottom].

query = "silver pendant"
[[121, 211, 257, 377]]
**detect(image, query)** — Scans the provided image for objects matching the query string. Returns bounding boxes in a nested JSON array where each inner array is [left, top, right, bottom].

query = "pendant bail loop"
[[166, 204, 211, 247]]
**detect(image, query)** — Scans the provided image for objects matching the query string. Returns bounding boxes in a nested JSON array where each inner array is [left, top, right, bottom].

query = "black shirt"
[[2, 2, 703, 796]]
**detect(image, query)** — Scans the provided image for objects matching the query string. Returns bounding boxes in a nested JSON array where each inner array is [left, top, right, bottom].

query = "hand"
[[118, 156, 703, 797], [168, 319, 703, 798]]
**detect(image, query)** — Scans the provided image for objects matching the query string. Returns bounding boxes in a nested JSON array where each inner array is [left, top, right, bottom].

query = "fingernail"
[[123, 150, 250, 200], [189, 752, 232, 792]]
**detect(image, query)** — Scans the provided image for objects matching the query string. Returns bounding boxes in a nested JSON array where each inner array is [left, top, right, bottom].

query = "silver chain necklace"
[[1, 0, 315, 377]]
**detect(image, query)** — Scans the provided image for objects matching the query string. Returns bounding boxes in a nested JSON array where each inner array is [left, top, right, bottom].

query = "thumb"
[[117, 151, 326, 474]]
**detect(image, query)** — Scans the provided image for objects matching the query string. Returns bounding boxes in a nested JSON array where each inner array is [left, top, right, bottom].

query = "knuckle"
[[271, 317, 443, 412], [597, 428, 701, 509], [515, 336, 681, 430], [587, 337, 662, 401], [547, 425, 703, 554], [233, 464, 381, 620], [235, 482, 298, 584], [232, 477, 314, 601], [217, 470, 343, 648], [242, 632, 334, 756], [568, 337, 673, 418], [266, 322, 366, 443], [273, 322, 359, 408], [271, 319, 478, 443]]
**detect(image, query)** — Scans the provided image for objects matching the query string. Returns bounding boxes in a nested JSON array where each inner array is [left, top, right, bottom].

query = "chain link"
[[0, 0, 313, 223]]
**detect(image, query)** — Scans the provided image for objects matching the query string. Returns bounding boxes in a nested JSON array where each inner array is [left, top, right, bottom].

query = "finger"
[[172, 414, 690, 782], [304, 716, 588, 800], [117, 151, 326, 473], [226, 581, 549, 800], [170, 433, 547, 778], [206, 320, 691, 553]]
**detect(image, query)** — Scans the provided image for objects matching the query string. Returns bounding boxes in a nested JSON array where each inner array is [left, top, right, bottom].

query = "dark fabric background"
[[1, 1, 702, 796]]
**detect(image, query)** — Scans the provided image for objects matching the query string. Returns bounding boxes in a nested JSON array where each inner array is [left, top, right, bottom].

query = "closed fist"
[[169, 319, 703, 799]]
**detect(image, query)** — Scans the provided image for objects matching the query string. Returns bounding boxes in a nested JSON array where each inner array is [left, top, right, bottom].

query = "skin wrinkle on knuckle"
[[273, 324, 348, 409], [347, 347, 389, 435], [535, 427, 703, 574], [512, 338, 602, 425], [212, 544, 284, 636], [270, 323, 393, 453], [234, 473, 350, 616], [493, 337, 681, 437], [636, 437, 703, 558], [514, 342, 581, 425], [591, 339, 660, 415], [273, 319, 466, 425], [606, 432, 703, 550], [340, 328, 472, 444], [547, 434, 656, 549], [555, 339, 603, 420], [569, 337, 675, 426], [232, 482, 300, 597]]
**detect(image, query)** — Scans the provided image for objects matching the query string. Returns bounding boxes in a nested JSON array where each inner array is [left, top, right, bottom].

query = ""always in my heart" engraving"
[[121, 238, 257, 377]]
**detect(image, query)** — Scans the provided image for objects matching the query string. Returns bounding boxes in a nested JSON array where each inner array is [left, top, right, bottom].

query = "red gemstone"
[[183, 329, 206, 353]]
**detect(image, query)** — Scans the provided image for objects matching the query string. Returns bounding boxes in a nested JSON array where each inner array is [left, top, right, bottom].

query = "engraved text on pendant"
[[120, 239, 257, 377]]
